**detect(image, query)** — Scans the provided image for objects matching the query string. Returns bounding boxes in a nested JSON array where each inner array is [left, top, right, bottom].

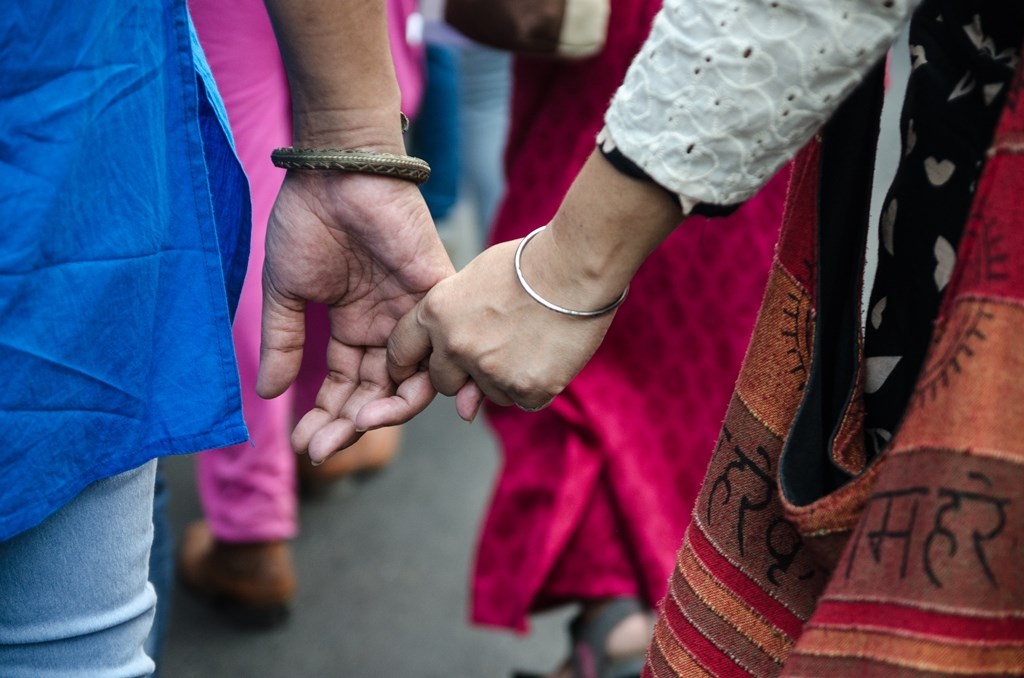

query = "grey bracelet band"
[[514, 226, 628, 318], [270, 148, 431, 185]]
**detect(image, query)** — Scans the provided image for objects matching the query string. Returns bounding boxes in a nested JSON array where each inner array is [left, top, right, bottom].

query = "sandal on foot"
[[512, 598, 648, 678], [569, 598, 647, 678]]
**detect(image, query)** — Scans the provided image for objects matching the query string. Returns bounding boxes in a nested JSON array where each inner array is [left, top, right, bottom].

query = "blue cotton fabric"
[[0, 0, 251, 539]]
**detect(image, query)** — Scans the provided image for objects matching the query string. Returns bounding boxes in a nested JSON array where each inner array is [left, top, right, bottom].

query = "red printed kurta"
[[470, 0, 789, 631]]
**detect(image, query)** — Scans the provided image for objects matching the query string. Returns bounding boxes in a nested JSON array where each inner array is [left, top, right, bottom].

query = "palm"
[[259, 171, 453, 459]]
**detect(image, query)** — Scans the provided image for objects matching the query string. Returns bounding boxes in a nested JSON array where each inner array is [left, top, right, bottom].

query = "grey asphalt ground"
[[160, 401, 569, 678]]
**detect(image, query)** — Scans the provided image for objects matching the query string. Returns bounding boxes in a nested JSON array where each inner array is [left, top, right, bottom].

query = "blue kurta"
[[0, 0, 251, 539]]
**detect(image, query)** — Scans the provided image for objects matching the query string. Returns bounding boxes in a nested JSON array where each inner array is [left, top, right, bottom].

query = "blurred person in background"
[[454, 1, 788, 675], [414, 0, 512, 246], [455, 41, 512, 240]]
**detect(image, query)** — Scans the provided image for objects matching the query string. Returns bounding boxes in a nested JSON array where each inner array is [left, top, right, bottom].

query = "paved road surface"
[[161, 400, 569, 677]]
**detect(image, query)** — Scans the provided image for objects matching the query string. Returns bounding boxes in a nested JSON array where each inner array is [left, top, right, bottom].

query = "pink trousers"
[[190, 0, 423, 542]]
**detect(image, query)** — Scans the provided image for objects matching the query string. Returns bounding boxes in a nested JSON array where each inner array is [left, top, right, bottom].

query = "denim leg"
[[457, 44, 511, 237], [410, 44, 462, 221], [145, 461, 173, 674], [0, 460, 158, 678]]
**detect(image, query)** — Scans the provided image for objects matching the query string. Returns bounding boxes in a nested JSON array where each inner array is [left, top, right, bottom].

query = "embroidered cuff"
[[596, 127, 741, 218]]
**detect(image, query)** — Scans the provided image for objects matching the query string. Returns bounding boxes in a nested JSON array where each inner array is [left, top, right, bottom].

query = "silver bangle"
[[513, 226, 628, 318]]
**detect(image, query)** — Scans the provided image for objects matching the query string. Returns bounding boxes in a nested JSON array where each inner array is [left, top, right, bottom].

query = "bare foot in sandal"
[[544, 597, 654, 678]]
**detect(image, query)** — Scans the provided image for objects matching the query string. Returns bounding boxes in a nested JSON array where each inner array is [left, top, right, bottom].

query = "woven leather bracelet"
[[270, 148, 431, 185]]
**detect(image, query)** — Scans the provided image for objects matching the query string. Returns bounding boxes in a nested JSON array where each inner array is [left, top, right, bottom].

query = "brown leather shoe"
[[297, 425, 401, 497], [177, 520, 295, 628]]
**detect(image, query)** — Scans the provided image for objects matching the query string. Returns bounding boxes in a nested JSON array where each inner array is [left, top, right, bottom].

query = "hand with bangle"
[[354, 149, 684, 431]]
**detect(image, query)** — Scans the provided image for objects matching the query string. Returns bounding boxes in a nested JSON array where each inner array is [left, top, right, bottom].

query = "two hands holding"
[[256, 150, 682, 465], [256, 0, 682, 464]]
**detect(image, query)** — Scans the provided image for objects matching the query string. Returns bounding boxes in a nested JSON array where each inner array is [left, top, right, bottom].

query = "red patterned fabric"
[[783, 60, 1024, 677], [644, 30, 1024, 678], [640, 143, 825, 676], [470, 0, 788, 631]]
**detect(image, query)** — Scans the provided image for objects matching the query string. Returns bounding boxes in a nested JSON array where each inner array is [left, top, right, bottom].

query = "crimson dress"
[[470, 0, 790, 631]]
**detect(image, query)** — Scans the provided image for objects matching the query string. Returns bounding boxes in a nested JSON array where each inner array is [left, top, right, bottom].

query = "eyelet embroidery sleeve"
[[604, 0, 921, 206]]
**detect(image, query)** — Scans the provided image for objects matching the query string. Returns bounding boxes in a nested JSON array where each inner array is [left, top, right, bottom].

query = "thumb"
[[257, 279, 306, 399], [386, 300, 434, 385]]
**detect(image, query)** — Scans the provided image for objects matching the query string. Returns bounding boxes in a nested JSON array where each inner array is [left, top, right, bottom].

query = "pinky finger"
[[455, 381, 485, 422]]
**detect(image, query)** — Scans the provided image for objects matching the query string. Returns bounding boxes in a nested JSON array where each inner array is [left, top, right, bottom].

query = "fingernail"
[[355, 426, 367, 433], [310, 456, 324, 467]]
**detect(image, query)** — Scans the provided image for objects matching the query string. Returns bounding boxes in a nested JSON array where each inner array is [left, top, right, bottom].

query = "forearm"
[[520, 150, 683, 311], [263, 0, 404, 152], [605, 0, 921, 206]]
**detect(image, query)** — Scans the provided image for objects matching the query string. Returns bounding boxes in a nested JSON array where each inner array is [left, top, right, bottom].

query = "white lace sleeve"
[[604, 0, 922, 206]]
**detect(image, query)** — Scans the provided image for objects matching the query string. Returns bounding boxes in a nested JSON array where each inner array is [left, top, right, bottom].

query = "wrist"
[[265, 0, 404, 153], [515, 227, 629, 317], [291, 102, 406, 154], [518, 225, 633, 315], [530, 150, 682, 306]]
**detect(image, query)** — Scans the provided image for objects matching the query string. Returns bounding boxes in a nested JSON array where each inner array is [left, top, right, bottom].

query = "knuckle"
[[523, 389, 558, 410], [475, 352, 502, 379], [506, 374, 542, 403], [444, 334, 470, 360], [513, 376, 561, 410], [419, 285, 448, 323]]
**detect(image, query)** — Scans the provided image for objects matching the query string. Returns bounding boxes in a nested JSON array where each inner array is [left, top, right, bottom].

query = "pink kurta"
[[471, 0, 787, 631], [189, 0, 423, 543]]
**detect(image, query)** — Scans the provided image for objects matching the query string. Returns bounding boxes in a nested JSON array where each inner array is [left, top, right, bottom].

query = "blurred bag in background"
[[444, 0, 610, 58]]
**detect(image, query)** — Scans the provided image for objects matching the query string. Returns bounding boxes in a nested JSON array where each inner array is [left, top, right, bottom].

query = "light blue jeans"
[[145, 462, 173, 676], [457, 44, 511, 239], [0, 460, 157, 677]]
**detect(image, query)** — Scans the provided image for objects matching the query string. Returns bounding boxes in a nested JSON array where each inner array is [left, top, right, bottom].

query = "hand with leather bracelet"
[[258, 0, 476, 464]]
